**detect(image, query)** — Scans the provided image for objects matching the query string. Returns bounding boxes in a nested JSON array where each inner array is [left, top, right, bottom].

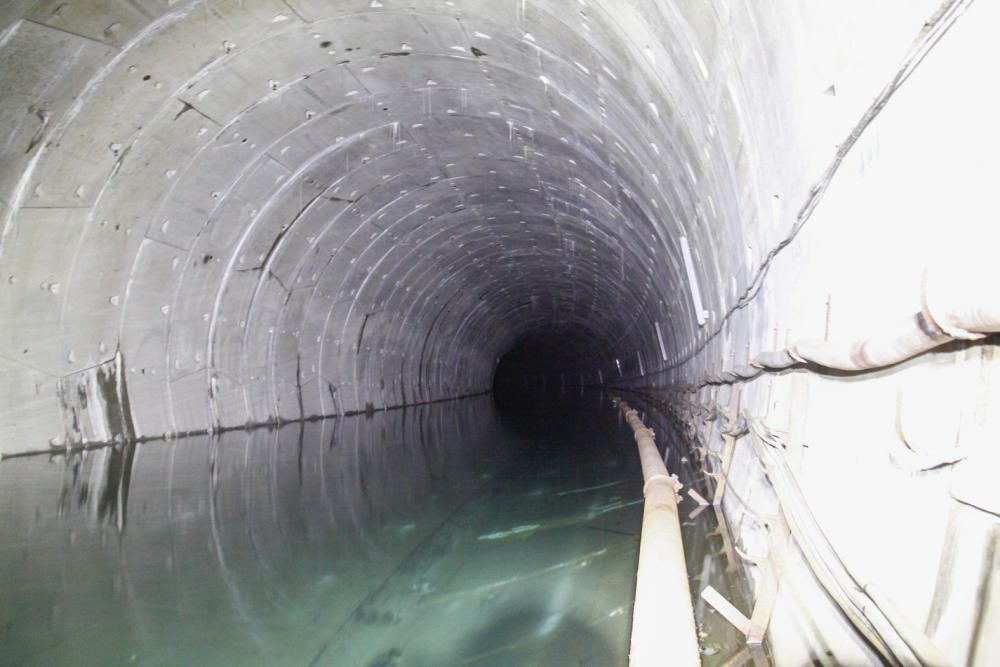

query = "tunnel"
[[1, 0, 998, 665]]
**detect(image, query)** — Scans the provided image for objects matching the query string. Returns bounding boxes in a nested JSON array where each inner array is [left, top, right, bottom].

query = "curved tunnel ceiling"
[[1, 0, 766, 444]]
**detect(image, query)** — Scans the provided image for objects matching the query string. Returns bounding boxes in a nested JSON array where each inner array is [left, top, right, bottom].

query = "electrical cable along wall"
[[0, 0, 998, 664]]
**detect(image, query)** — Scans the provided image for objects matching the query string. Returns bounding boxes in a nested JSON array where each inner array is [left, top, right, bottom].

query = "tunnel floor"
[[0, 392, 745, 666]]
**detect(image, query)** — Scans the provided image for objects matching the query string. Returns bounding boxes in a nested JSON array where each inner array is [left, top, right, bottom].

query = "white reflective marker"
[[654, 321, 668, 361], [680, 236, 707, 326]]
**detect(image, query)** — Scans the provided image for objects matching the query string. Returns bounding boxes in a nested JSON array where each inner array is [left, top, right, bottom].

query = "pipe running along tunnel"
[[1, 0, 999, 665]]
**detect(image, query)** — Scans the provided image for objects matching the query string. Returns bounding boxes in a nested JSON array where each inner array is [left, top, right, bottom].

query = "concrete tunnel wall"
[[0, 0, 942, 452], [1, 0, 999, 664]]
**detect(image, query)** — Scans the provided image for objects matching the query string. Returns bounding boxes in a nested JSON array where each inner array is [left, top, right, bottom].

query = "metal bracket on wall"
[[713, 385, 741, 504], [700, 508, 789, 646], [714, 643, 770, 667], [704, 502, 741, 575], [712, 434, 737, 505], [747, 510, 790, 643]]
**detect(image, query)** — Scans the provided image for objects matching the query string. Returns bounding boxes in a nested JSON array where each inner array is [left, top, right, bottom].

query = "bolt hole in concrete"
[[0, 389, 745, 666]]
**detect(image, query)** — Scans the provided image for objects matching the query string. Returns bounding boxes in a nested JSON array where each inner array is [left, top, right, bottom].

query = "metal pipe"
[[786, 311, 951, 371], [615, 398, 701, 667], [713, 269, 1000, 380]]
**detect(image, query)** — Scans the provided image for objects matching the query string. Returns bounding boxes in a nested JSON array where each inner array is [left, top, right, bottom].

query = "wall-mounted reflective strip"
[[637, 350, 645, 375], [654, 321, 668, 361], [680, 236, 708, 326]]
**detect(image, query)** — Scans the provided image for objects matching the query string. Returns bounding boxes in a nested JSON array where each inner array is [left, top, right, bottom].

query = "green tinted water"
[[0, 392, 749, 666]]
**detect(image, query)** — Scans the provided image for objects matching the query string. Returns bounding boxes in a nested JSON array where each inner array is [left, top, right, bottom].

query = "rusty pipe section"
[[615, 398, 701, 667], [786, 310, 952, 371], [786, 268, 1000, 371], [706, 269, 1000, 381]]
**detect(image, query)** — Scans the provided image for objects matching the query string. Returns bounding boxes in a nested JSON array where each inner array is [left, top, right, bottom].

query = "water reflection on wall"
[[0, 397, 508, 665]]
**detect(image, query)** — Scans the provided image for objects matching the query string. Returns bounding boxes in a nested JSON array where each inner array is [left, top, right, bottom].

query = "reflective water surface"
[[1, 392, 750, 666], [1, 393, 653, 666]]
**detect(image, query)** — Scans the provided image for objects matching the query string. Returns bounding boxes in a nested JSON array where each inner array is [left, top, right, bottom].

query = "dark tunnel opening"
[[492, 326, 607, 408], [490, 324, 638, 464]]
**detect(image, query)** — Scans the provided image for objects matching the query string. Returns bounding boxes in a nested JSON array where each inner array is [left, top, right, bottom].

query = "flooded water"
[[0, 391, 749, 666]]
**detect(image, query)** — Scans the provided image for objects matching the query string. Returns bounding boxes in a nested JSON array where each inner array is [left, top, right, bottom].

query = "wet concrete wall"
[[614, 2, 1000, 663]]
